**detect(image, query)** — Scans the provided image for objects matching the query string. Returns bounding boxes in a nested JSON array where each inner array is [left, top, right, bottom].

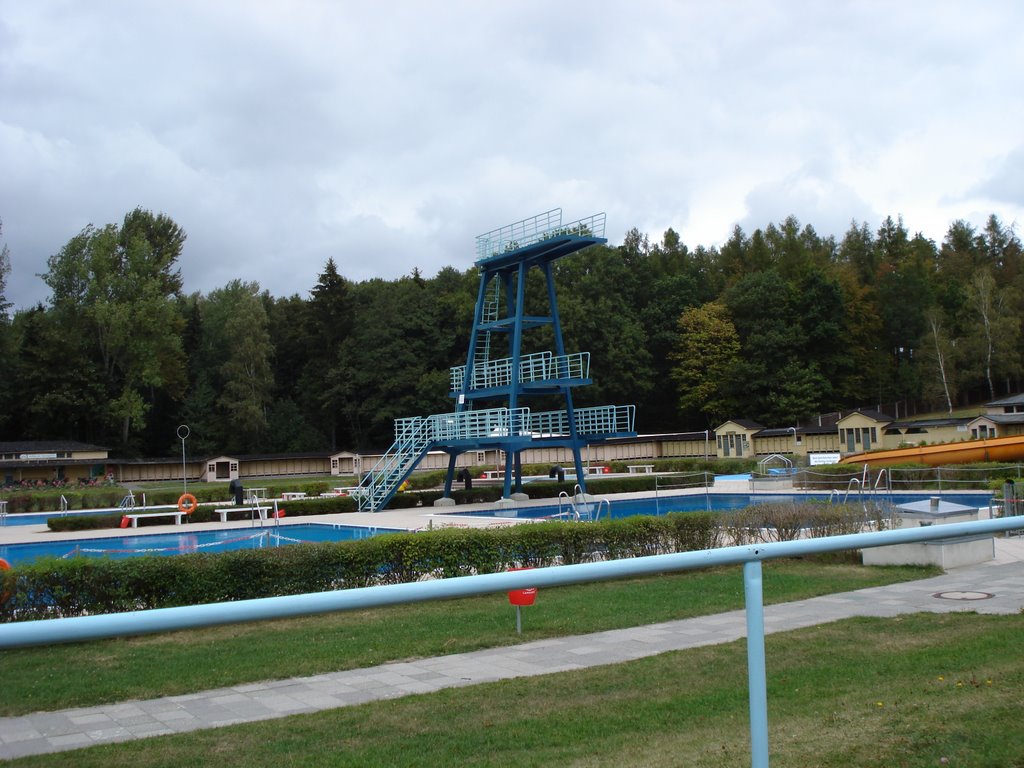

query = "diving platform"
[[357, 209, 637, 511], [357, 405, 635, 512]]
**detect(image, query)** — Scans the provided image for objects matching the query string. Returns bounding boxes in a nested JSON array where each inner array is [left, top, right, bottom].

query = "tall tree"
[[196, 280, 275, 452], [0, 218, 11, 320], [962, 269, 1021, 400], [921, 308, 957, 414], [671, 301, 740, 425], [40, 209, 187, 450]]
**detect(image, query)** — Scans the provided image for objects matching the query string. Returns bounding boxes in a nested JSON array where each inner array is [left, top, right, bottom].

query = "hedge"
[[0, 512, 720, 622]]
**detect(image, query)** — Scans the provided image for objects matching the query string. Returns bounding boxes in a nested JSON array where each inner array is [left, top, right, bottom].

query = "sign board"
[[809, 452, 841, 466]]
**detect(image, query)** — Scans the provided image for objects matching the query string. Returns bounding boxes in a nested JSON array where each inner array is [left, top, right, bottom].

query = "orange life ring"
[[177, 493, 198, 515], [0, 558, 11, 605]]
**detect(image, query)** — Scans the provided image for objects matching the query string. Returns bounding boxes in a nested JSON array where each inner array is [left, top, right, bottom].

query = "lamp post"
[[177, 425, 190, 496]]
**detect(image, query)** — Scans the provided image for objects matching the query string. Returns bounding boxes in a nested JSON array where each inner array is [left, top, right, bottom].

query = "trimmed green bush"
[[1, 512, 721, 622], [45, 513, 124, 532]]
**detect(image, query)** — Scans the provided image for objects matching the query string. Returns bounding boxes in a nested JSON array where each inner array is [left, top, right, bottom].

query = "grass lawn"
[[0, 558, 938, 716], [5, 612, 1022, 767]]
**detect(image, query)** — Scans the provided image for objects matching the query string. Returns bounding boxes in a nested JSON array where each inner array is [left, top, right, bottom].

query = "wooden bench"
[[627, 464, 655, 474], [123, 511, 185, 528]]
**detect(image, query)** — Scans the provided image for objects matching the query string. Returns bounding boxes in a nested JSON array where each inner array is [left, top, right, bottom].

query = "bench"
[[123, 511, 185, 528], [213, 506, 271, 522], [281, 492, 307, 501], [627, 464, 655, 474]]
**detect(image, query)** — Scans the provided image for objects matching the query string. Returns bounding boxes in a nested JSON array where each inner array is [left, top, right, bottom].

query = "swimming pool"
[[0, 523, 403, 567], [450, 492, 995, 520]]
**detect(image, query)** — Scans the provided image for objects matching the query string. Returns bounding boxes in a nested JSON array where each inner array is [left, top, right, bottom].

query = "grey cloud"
[[2, 1, 1023, 311]]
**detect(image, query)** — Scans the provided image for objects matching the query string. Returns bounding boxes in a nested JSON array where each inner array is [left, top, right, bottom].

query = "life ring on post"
[[0, 558, 11, 605], [177, 493, 198, 515]]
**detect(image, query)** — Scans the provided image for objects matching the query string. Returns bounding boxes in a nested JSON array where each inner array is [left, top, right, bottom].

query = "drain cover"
[[932, 591, 994, 601]]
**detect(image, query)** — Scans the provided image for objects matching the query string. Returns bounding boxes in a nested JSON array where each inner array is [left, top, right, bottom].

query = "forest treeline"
[[0, 209, 1021, 458]]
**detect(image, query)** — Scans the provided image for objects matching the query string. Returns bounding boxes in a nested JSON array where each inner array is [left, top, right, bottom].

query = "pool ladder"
[[251, 499, 283, 528], [556, 486, 611, 522]]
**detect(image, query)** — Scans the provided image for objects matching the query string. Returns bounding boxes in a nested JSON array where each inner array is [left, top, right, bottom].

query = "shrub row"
[[2, 479, 358, 516], [719, 502, 893, 545], [0, 513, 720, 622]]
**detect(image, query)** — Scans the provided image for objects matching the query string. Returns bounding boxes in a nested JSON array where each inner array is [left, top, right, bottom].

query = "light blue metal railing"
[[358, 408, 532, 510], [357, 417, 434, 511], [2, 514, 1023, 767], [450, 351, 591, 392], [475, 209, 607, 261], [425, 407, 531, 441], [528, 404, 635, 437], [359, 405, 634, 511]]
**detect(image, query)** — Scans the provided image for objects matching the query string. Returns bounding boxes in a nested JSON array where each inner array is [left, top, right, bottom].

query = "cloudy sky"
[[2, 1, 1022, 310]]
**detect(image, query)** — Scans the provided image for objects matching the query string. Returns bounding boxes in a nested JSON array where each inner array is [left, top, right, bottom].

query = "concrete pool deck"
[[6, 475, 979, 547], [0, 483, 739, 547], [0, 536, 1022, 760]]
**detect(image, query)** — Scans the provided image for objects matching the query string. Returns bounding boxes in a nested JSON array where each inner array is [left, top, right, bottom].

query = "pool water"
[[452, 492, 994, 520], [0, 523, 402, 567], [1, 509, 119, 526]]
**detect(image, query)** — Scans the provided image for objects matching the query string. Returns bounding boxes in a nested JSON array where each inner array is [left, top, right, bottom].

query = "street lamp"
[[177, 425, 190, 495]]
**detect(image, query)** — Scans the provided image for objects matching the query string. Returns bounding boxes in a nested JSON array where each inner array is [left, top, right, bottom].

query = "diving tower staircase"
[[357, 209, 637, 511]]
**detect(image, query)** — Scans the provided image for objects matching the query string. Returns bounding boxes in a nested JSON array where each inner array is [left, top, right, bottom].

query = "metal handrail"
[[475, 210, 608, 261], [450, 351, 591, 392], [842, 477, 862, 504]]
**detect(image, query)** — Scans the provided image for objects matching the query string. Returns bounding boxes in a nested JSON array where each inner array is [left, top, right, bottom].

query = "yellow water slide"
[[840, 434, 1024, 467]]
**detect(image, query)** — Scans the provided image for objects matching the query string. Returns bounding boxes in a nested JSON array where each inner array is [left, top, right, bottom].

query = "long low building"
[[4, 395, 1024, 486]]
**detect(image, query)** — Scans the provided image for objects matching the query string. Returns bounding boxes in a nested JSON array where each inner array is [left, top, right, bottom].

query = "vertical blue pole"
[[744, 560, 770, 767]]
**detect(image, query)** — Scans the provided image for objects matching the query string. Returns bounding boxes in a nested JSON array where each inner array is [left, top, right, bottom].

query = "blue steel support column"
[[543, 262, 586, 492], [744, 559, 770, 768], [502, 261, 527, 499], [443, 452, 458, 497]]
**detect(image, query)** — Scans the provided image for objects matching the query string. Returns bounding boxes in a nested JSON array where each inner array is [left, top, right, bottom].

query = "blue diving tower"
[[356, 209, 636, 512]]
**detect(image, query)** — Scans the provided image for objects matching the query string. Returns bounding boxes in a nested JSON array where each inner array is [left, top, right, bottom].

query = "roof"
[[838, 409, 894, 423], [886, 417, 973, 430], [970, 413, 1024, 425], [715, 419, 765, 431], [0, 440, 108, 453], [985, 393, 1024, 408]]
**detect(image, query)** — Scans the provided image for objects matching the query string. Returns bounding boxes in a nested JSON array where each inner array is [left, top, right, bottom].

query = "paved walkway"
[[1, 539, 1023, 761]]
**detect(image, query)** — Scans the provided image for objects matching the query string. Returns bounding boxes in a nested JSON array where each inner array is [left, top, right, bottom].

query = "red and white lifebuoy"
[[0, 558, 11, 604]]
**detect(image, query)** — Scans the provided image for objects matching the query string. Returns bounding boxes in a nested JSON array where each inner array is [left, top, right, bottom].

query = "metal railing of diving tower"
[[473, 208, 607, 261], [356, 408, 532, 511], [356, 417, 434, 512]]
